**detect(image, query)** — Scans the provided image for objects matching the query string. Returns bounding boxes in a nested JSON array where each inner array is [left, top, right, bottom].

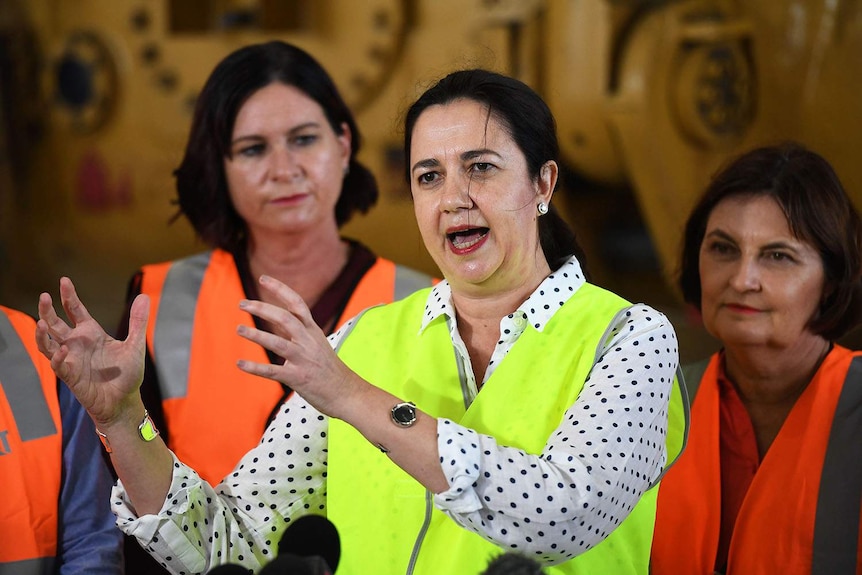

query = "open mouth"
[[447, 227, 489, 250]]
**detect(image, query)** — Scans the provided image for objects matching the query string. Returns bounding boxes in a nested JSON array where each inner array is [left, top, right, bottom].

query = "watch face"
[[392, 402, 417, 427]]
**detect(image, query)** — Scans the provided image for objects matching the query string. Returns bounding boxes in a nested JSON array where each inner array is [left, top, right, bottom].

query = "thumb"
[[127, 293, 151, 348]]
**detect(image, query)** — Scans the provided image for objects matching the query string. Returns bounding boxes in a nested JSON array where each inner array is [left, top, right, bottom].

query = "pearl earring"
[[537, 202, 549, 215]]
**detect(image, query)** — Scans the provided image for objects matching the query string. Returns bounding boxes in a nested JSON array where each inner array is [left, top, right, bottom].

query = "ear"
[[536, 160, 558, 205], [337, 122, 353, 171]]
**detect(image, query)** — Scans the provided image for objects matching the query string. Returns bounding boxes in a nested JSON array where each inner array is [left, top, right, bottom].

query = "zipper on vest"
[[405, 490, 434, 575]]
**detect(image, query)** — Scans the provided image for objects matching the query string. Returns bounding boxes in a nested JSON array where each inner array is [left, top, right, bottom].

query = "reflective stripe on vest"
[[0, 312, 56, 440], [0, 557, 55, 575], [394, 265, 434, 300], [153, 251, 211, 400], [681, 358, 710, 403], [812, 355, 862, 574]]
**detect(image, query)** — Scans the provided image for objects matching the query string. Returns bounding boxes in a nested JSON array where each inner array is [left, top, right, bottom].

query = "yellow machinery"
[[1, 0, 860, 356]]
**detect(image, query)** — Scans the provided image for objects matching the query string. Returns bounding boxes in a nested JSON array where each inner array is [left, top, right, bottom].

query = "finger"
[[34, 318, 60, 357], [37, 292, 72, 341], [48, 344, 72, 382], [239, 299, 307, 339], [59, 277, 94, 326], [237, 323, 295, 360], [257, 275, 317, 329], [126, 293, 150, 348], [236, 358, 287, 382]]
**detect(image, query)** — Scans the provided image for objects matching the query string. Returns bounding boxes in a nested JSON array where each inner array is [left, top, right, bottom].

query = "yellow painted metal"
[[2, 0, 861, 332]]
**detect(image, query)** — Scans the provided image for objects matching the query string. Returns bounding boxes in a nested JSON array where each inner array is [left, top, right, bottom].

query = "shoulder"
[[0, 305, 36, 328], [599, 302, 678, 351], [140, 249, 221, 273]]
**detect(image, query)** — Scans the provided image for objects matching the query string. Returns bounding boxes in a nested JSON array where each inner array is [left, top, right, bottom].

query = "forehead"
[[410, 99, 512, 155], [235, 82, 325, 126], [706, 194, 796, 239]]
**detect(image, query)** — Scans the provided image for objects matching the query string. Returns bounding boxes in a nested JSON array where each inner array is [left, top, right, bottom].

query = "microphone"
[[205, 563, 251, 574], [257, 554, 332, 575], [481, 552, 547, 574], [276, 514, 340, 573]]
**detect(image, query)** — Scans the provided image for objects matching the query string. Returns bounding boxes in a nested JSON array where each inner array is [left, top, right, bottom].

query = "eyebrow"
[[705, 229, 803, 252], [231, 122, 321, 146], [410, 148, 502, 174]]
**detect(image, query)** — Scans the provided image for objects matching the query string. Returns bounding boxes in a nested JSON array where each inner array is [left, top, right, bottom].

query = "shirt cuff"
[[432, 418, 484, 514], [111, 453, 197, 542]]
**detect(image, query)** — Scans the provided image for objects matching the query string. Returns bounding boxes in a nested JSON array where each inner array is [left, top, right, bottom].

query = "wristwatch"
[[390, 401, 417, 427]]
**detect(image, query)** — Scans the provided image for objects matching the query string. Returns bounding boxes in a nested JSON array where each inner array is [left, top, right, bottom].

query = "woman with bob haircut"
[[652, 142, 862, 574], [114, 40, 432, 573]]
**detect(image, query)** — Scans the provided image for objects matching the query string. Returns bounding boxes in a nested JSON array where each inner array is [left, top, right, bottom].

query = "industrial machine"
[[2, 0, 860, 357]]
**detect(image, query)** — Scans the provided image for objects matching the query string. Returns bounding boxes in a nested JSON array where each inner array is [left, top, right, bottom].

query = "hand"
[[35, 277, 150, 427], [236, 275, 363, 419]]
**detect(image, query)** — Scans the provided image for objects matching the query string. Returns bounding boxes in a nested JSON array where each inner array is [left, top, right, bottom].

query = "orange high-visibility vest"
[[0, 306, 62, 574], [140, 248, 434, 484], [651, 346, 862, 575]]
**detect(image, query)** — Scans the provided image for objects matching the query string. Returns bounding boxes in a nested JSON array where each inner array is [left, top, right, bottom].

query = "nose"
[[729, 257, 761, 292], [439, 175, 474, 213], [271, 147, 301, 181]]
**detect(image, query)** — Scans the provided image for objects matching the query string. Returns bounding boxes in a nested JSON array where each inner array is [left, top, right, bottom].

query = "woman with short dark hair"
[[119, 40, 433, 485], [652, 142, 862, 574]]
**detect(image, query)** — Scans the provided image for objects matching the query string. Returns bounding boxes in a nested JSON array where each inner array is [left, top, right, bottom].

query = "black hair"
[[174, 41, 377, 252], [403, 69, 587, 274]]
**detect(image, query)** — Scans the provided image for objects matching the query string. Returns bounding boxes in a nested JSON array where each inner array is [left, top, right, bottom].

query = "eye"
[[237, 143, 265, 157], [291, 133, 318, 147], [765, 250, 794, 263], [417, 171, 439, 185], [469, 162, 494, 175], [704, 239, 736, 257]]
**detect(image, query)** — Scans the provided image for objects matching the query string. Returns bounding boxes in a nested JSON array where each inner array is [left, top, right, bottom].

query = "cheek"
[[697, 265, 719, 304], [224, 162, 255, 192], [786, 280, 824, 320], [414, 211, 437, 243]]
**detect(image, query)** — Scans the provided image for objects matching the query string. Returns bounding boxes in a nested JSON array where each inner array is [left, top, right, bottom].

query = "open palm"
[[35, 277, 149, 426]]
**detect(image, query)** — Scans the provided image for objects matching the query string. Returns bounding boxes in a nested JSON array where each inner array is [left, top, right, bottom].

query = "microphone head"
[[481, 552, 547, 575], [258, 554, 332, 575], [205, 563, 251, 574], [277, 514, 340, 572]]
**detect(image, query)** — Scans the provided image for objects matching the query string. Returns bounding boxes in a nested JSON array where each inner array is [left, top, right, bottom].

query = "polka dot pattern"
[[431, 262, 677, 562], [111, 256, 679, 570], [113, 400, 329, 573]]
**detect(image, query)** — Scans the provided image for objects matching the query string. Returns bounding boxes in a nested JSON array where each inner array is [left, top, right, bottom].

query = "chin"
[[715, 328, 774, 349]]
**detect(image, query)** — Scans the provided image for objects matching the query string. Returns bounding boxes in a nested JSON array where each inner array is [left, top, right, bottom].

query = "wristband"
[[95, 410, 160, 453]]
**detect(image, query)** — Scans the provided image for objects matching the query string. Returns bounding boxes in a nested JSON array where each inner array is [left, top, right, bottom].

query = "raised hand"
[[235, 275, 363, 420], [35, 277, 150, 427]]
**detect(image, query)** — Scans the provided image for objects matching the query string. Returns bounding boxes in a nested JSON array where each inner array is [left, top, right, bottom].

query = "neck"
[[245, 224, 348, 308], [723, 336, 831, 407], [448, 250, 552, 331], [723, 336, 830, 458], [450, 267, 549, 382]]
